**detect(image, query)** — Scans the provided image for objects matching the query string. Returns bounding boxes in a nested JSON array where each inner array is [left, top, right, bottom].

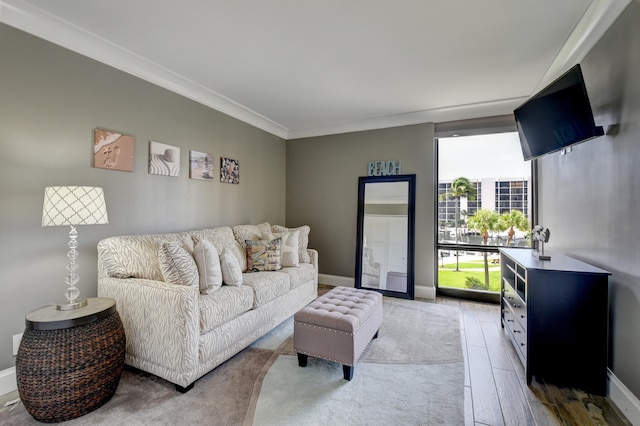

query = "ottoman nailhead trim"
[[295, 321, 354, 337]]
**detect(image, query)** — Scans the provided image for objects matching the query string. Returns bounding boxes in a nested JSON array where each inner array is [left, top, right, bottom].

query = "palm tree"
[[439, 177, 477, 271], [499, 210, 529, 246], [467, 209, 500, 287]]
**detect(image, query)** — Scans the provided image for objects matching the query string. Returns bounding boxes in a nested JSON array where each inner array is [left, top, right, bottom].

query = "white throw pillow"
[[262, 230, 300, 267], [220, 247, 243, 286], [272, 225, 310, 263], [193, 239, 223, 294], [158, 242, 199, 287]]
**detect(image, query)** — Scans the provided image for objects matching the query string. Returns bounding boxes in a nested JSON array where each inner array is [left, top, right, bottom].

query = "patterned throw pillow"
[[158, 242, 199, 287], [245, 238, 282, 272]]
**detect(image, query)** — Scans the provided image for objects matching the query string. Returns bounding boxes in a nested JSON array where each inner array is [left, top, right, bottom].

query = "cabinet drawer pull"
[[513, 329, 521, 333]]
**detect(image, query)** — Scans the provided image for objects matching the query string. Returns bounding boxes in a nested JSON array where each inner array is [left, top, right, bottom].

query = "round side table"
[[16, 297, 126, 423]]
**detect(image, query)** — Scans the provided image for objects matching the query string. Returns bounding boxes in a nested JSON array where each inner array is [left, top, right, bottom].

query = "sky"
[[438, 132, 531, 180]]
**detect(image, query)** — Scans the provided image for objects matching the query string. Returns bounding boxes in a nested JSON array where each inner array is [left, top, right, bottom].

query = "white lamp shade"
[[42, 186, 109, 227]]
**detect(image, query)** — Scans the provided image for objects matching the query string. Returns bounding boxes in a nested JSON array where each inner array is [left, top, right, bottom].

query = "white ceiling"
[[0, 0, 631, 139]]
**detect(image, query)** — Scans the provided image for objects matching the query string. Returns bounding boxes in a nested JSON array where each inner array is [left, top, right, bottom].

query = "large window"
[[436, 130, 531, 300]]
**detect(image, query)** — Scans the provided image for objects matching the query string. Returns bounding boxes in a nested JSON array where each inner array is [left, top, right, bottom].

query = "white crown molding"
[[0, 0, 289, 139], [0, 0, 630, 140], [286, 97, 527, 140], [532, 0, 631, 93]]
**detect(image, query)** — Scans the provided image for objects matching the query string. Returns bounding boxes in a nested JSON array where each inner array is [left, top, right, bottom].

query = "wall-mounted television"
[[514, 64, 604, 161]]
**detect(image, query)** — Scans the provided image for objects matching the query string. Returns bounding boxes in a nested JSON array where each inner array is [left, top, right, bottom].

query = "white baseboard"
[[318, 274, 354, 287], [317, 274, 436, 300], [608, 369, 640, 425], [0, 367, 17, 396], [415, 285, 436, 300]]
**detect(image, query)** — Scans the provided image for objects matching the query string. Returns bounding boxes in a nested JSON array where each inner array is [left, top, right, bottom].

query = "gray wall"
[[0, 24, 286, 370], [286, 124, 435, 288], [537, 2, 640, 398], [6, 3, 638, 402]]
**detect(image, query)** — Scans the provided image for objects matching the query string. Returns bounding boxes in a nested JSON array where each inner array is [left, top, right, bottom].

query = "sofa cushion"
[[193, 240, 223, 294], [272, 225, 310, 263], [262, 230, 299, 267], [191, 226, 247, 272], [158, 242, 199, 287], [220, 248, 243, 286], [232, 222, 271, 249], [98, 232, 194, 281], [199, 285, 254, 333], [279, 263, 316, 289], [241, 271, 290, 308], [245, 238, 281, 272]]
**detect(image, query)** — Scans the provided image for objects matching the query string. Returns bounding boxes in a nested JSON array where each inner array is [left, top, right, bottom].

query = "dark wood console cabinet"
[[499, 248, 610, 395]]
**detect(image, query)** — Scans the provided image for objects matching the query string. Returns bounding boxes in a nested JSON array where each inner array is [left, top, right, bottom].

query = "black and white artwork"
[[149, 141, 180, 177]]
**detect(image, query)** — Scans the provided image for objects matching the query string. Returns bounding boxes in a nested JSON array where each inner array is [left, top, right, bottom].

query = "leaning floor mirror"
[[355, 174, 416, 299]]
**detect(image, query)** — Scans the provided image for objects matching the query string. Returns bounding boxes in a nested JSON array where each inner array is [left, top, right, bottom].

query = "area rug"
[[0, 297, 463, 426]]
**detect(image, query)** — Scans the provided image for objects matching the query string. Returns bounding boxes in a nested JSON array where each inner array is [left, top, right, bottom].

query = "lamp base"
[[56, 299, 88, 311]]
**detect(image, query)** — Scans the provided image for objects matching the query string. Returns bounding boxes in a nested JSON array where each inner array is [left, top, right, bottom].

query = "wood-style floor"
[[1, 287, 631, 425], [317, 284, 630, 425], [435, 295, 631, 426]]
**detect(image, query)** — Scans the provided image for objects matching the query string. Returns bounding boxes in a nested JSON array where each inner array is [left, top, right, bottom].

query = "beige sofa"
[[97, 222, 317, 392]]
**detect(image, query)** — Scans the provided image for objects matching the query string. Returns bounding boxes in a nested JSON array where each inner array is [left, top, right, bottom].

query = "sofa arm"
[[98, 276, 200, 374], [307, 249, 319, 284]]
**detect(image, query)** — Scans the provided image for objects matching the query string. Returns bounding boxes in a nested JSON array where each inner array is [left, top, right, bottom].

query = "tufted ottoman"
[[294, 286, 383, 380]]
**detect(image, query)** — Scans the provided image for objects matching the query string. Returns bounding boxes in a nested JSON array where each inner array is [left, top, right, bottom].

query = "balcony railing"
[[436, 243, 502, 303]]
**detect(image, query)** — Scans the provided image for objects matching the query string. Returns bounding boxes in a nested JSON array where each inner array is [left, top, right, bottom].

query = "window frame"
[[433, 115, 537, 303]]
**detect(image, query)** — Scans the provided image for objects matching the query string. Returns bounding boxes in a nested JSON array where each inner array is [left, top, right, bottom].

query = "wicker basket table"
[[16, 297, 126, 423]]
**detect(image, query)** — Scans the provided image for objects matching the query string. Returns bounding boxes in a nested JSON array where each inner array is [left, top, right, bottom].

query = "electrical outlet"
[[13, 333, 23, 356]]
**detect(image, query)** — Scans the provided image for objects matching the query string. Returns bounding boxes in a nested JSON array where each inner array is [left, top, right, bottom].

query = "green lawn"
[[438, 269, 501, 292], [439, 261, 499, 270]]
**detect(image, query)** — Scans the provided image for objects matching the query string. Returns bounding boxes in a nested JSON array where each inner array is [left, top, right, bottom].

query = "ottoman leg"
[[297, 353, 308, 367], [343, 365, 354, 381]]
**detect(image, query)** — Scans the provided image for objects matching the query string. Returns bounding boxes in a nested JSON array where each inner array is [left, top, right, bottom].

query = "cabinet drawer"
[[512, 323, 527, 361], [503, 300, 527, 362], [502, 304, 516, 332], [503, 280, 527, 330]]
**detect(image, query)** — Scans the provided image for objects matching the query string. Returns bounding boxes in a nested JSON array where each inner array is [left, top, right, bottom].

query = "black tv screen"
[[514, 64, 603, 161]]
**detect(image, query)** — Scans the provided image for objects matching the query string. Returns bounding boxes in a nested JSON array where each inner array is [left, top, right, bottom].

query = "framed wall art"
[[93, 128, 135, 172], [149, 141, 180, 177], [220, 157, 239, 184], [190, 150, 214, 180]]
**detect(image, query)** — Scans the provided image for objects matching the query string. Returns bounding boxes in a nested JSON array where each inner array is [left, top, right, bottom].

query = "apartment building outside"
[[438, 177, 531, 225]]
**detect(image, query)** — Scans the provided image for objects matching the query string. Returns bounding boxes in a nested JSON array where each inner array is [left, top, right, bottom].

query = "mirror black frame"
[[355, 174, 416, 300]]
